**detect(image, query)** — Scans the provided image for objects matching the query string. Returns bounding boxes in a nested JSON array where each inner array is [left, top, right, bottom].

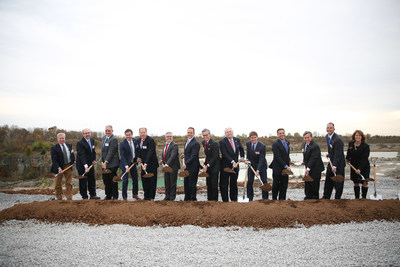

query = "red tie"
[[230, 139, 234, 150], [163, 143, 169, 164], [205, 141, 208, 150]]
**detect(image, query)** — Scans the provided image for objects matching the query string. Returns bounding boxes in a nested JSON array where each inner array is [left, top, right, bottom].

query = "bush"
[[32, 141, 51, 152]]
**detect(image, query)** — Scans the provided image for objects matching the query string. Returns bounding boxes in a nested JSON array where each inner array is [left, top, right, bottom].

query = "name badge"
[[71, 149, 74, 153], [92, 145, 95, 149], [105, 143, 109, 147], [301, 148, 304, 152], [143, 146, 147, 149], [329, 144, 333, 148], [255, 151, 260, 155]]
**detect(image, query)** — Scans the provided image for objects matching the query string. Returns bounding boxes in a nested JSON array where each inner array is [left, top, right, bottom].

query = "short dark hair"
[[327, 122, 335, 127], [249, 131, 258, 137], [277, 128, 285, 133], [303, 131, 312, 137], [202, 128, 210, 135], [188, 127, 195, 133], [125, 129, 133, 135]]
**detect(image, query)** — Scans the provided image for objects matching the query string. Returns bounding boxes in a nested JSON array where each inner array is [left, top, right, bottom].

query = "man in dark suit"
[[50, 132, 75, 200], [76, 128, 100, 199], [138, 127, 159, 201], [219, 127, 244, 202], [201, 129, 220, 201], [246, 131, 268, 201], [323, 122, 345, 199], [270, 128, 292, 200], [119, 129, 140, 200], [160, 132, 180, 201], [101, 125, 120, 200], [302, 131, 325, 200], [182, 127, 200, 201]]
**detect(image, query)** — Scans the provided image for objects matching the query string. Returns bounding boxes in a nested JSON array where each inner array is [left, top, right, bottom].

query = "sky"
[[0, 0, 399, 137]]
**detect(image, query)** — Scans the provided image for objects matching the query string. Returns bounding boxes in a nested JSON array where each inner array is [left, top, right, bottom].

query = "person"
[[246, 131, 268, 201], [346, 130, 370, 199], [76, 128, 100, 199], [323, 122, 345, 199], [270, 128, 292, 200], [50, 132, 75, 200], [302, 131, 325, 199], [219, 127, 245, 202], [119, 129, 140, 200], [182, 127, 200, 201], [201, 129, 220, 201], [160, 132, 180, 201], [101, 125, 120, 200], [137, 127, 159, 201]]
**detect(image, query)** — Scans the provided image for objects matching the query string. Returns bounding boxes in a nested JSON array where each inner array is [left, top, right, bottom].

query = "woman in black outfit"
[[346, 130, 370, 199]]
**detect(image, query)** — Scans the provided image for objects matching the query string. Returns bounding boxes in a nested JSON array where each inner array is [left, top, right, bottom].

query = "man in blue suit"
[[219, 127, 244, 202], [201, 129, 220, 201], [119, 129, 140, 200], [246, 131, 268, 201], [270, 128, 292, 200], [323, 122, 345, 199], [182, 127, 200, 201]]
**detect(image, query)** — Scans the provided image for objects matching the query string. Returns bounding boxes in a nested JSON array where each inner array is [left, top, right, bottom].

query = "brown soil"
[[0, 188, 79, 195], [0, 199, 399, 229]]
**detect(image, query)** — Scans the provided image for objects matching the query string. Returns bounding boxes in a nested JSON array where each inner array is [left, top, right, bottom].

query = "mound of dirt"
[[0, 188, 79, 196], [0, 199, 399, 229]]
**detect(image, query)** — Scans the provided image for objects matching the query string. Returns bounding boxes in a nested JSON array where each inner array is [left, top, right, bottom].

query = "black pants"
[[184, 166, 199, 201], [304, 172, 321, 199], [247, 169, 268, 201], [122, 166, 139, 199], [102, 167, 118, 199], [272, 171, 288, 200], [142, 169, 157, 200], [220, 170, 238, 202], [323, 166, 344, 199], [206, 170, 219, 201], [79, 167, 97, 199], [164, 170, 178, 200]]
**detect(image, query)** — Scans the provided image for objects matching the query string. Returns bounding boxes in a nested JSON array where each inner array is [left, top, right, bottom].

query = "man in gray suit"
[[101, 125, 120, 200], [160, 132, 180, 201]]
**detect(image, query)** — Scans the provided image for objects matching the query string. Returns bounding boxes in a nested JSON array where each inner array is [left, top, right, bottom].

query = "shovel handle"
[[55, 164, 74, 177], [373, 165, 377, 185], [347, 162, 365, 180], [244, 165, 248, 188], [328, 159, 337, 176], [247, 163, 264, 185]]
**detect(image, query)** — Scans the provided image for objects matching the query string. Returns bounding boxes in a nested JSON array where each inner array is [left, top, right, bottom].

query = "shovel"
[[162, 165, 173, 173], [303, 175, 314, 182], [238, 164, 249, 203], [247, 163, 271, 192], [140, 162, 154, 178], [113, 162, 137, 182], [347, 162, 374, 182], [74, 164, 94, 179], [369, 157, 382, 200], [223, 162, 238, 174], [178, 158, 190, 177], [328, 159, 344, 182], [54, 164, 75, 178], [281, 167, 293, 176]]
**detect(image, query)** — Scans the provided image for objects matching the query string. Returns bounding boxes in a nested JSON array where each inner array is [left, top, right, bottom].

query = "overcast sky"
[[0, 0, 399, 137]]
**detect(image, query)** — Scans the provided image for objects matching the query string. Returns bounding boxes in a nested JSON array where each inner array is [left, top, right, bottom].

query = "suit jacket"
[[202, 139, 220, 173], [346, 141, 370, 178], [184, 137, 200, 172], [138, 136, 159, 172], [50, 142, 75, 174], [246, 141, 267, 172], [119, 138, 139, 171], [270, 139, 291, 172], [219, 137, 244, 170], [326, 132, 345, 171], [302, 140, 324, 175], [163, 141, 180, 171], [101, 134, 120, 168], [76, 137, 96, 174]]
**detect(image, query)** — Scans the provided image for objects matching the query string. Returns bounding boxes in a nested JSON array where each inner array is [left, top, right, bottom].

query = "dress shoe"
[[123, 198, 128, 201], [133, 194, 141, 200], [90, 196, 101, 200]]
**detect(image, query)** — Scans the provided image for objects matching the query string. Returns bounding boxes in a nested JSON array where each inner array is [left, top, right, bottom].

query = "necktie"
[[102, 137, 108, 148], [230, 139, 235, 152], [61, 144, 68, 164], [163, 143, 169, 163], [129, 141, 134, 160], [205, 141, 208, 150], [305, 144, 308, 153], [88, 139, 92, 151], [328, 136, 331, 145], [185, 139, 189, 149], [252, 144, 256, 153], [282, 141, 288, 153], [141, 139, 144, 149]]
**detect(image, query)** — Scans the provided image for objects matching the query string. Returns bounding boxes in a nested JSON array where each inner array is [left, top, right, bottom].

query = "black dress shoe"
[[90, 196, 101, 200]]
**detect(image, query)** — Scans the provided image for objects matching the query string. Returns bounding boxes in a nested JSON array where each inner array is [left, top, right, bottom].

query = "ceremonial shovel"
[[198, 164, 209, 177], [140, 162, 154, 178], [178, 158, 189, 177], [328, 159, 344, 182], [238, 164, 249, 203], [113, 162, 137, 182], [303, 175, 314, 182], [369, 157, 382, 200], [246, 162, 272, 192], [74, 165, 94, 179], [346, 162, 374, 182], [223, 162, 238, 174], [54, 164, 75, 178]]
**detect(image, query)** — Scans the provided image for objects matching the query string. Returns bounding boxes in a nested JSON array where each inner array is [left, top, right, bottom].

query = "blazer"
[[184, 137, 200, 172], [302, 140, 324, 175], [270, 139, 291, 172], [202, 139, 220, 173], [246, 141, 267, 172], [76, 137, 96, 174], [162, 141, 180, 171], [219, 137, 244, 170], [138, 136, 159, 172], [50, 142, 75, 174], [119, 138, 139, 171], [326, 132, 345, 171], [346, 141, 370, 178], [101, 134, 120, 168]]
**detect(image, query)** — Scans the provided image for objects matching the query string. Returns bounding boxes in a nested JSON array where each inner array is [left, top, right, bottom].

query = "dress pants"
[[247, 169, 268, 201], [55, 164, 73, 200], [323, 166, 344, 199], [304, 171, 321, 199], [122, 166, 139, 199], [272, 171, 289, 200], [102, 166, 119, 199], [164, 170, 178, 200], [184, 166, 199, 201], [206, 170, 219, 201], [142, 169, 157, 200], [220, 171, 238, 202], [79, 167, 97, 199]]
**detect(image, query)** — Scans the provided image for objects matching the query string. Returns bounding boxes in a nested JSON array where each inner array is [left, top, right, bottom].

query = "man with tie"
[[160, 132, 180, 201], [137, 127, 159, 201], [76, 128, 100, 199], [182, 127, 200, 201], [101, 125, 120, 200], [201, 129, 220, 201], [302, 131, 325, 199], [270, 128, 292, 200], [50, 133, 75, 200], [323, 122, 346, 199], [119, 129, 140, 200], [246, 131, 268, 201], [219, 127, 244, 202]]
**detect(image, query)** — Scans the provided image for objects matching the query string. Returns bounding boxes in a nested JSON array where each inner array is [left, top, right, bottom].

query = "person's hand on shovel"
[[85, 166, 90, 173], [232, 162, 238, 169], [203, 165, 208, 172], [305, 169, 309, 176], [142, 163, 147, 171], [102, 161, 107, 169], [255, 170, 260, 177], [58, 167, 63, 174]]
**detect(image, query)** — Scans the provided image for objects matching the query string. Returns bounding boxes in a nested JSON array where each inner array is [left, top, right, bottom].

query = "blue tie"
[[88, 139, 91, 151], [328, 137, 331, 145], [282, 141, 288, 153]]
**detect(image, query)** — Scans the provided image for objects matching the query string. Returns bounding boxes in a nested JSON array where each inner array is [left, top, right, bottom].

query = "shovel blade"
[[112, 176, 122, 182], [142, 173, 154, 178], [331, 174, 344, 182], [74, 176, 86, 179], [370, 194, 382, 200], [102, 169, 111, 174], [260, 183, 272, 192], [303, 175, 314, 182], [162, 166, 173, 173], [178, 170, 189, 177], [223, 168, 236, 174], [198, 171, 209, 177]]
